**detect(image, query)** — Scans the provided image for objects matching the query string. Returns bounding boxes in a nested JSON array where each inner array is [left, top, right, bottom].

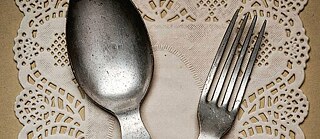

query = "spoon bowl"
[[66, 0, 153, 138]]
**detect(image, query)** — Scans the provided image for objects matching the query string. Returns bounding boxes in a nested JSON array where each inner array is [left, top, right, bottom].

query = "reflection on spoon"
[[66, 0, 153, 138]]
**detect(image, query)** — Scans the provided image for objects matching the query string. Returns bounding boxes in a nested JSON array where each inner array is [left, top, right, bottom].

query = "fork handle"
[[116, 108, 151, 139]]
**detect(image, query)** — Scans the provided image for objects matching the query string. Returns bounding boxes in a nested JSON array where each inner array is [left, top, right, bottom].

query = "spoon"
[[66, 0, 153, 138]]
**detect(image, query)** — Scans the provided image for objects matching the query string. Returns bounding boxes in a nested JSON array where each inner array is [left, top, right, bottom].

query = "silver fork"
[[197, 9, 267, 139]]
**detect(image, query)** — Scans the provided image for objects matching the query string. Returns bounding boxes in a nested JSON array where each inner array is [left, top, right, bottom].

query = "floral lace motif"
[[14, 0, 86, 138], [14, 0, 309, 138]]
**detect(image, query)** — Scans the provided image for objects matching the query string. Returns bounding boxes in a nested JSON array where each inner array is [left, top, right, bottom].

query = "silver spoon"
[[66, 0, 153, 138]]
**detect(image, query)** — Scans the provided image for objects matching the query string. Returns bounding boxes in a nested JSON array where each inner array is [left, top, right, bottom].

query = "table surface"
[[1, 0, 319, 138]]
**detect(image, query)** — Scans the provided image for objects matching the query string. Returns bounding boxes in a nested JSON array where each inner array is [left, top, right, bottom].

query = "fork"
[[197, 9, 267, 139]]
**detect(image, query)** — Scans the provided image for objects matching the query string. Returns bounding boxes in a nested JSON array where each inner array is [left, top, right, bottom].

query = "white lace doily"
[[13, 0, 309, 138]]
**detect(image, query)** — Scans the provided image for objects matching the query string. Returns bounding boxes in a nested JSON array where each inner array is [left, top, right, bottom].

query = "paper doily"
[[13, 0, 309, 138]]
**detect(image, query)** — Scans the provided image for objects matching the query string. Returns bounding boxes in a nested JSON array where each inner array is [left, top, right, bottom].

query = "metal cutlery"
[[66, 0, 153, 138], [197, 10, 267, 139]]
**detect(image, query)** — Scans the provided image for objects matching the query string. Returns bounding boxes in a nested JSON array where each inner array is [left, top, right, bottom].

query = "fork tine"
[[232, 20, 267, 111], [211, 13, 249, 103], [200, 9, 240, 102], [221, 15, 257, 108]]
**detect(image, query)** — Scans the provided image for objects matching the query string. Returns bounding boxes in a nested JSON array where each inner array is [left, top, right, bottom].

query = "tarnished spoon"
[[66, 0, 153, 138]]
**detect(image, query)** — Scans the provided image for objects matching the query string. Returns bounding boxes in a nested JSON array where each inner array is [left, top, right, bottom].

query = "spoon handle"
[[116, 108, 151, 139]]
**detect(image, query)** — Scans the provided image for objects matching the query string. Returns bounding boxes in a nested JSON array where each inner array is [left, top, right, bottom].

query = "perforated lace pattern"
[[14, 0, 309, 138]]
